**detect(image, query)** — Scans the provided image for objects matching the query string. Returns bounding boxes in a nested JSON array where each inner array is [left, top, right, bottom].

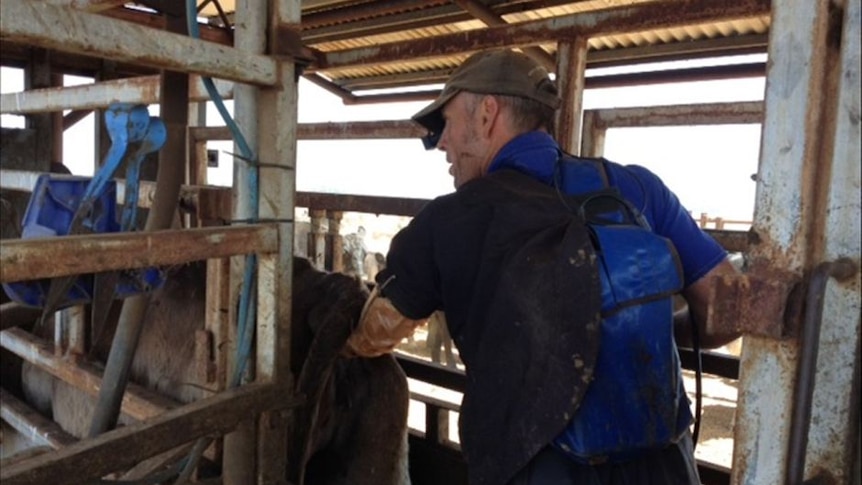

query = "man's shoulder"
[[605, 161, 662, 184]]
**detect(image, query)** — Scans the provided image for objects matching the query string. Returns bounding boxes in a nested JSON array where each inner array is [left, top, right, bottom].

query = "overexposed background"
[[1, 53, 764, 249]]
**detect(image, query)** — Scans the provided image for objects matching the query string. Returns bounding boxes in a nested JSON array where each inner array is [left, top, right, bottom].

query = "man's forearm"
[[344, 295, 428, 357]]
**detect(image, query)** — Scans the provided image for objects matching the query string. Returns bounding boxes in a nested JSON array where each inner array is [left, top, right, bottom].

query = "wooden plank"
[[191, 119, 424, 141], [0, 388, 78, 449], [0, 0, 278, 87], [1, 76, 233, 114], [0, 383, 297, 485], [588, 101, 764, 127], [0, 328, 178, 420], [41, 0, 126, 12], [0, 170, 232, 221], [0, 225, 279, 283]]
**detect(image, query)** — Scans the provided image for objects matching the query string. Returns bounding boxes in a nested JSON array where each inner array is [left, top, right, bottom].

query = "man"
[[345, 49, 740, 485]]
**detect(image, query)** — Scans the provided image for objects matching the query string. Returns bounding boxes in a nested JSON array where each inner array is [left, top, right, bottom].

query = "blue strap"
[[120, 116, 167, 231], [40, 103, 154, 324]]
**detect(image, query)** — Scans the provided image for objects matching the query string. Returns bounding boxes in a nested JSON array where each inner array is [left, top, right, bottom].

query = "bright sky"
[[1, 54, 765, 230]]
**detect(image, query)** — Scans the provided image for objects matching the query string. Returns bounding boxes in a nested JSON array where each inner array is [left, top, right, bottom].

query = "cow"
[[1, 257, 411, 485]]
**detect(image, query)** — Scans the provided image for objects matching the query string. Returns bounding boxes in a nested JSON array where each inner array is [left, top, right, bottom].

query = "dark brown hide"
[[289, 257, 410, 485]]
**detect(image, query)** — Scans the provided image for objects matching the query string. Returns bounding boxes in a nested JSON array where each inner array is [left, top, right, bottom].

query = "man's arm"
[[343, 295, 428, 358], [674, 257, 742, 349]]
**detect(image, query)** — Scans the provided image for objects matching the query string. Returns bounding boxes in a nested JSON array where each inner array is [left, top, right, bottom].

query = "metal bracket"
[[705, 268, 803, 340]]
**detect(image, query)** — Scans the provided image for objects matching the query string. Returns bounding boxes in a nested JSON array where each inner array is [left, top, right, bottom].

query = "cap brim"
[[412, 88, 459, 136]]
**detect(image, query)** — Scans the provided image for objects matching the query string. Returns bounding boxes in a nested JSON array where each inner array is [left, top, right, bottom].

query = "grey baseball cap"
[[413, 49, 560, 147]]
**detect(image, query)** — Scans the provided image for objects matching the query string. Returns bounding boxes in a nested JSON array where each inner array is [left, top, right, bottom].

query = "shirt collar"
[[487, 131, 561, 185]]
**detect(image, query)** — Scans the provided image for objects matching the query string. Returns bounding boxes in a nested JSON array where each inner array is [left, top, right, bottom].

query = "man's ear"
[[479, 95, 501, 137]]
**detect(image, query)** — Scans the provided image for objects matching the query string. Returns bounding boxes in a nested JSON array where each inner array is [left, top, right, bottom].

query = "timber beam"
[[0, 388, 77, 450], [0, 328, 178, 420], [0, 382, 298, 485], [0, 0, 278, 87], [1, 76, 233, 114], [0, 225, 279, 283]]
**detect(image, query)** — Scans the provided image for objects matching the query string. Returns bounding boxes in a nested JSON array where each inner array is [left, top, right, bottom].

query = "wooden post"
[[223, 0, 267, 481], [327, 210, 344, 272], [554, 38, 588, 155], [25, 48, 54, 173], [255, 0, 301, 481], [308, 209, 327, 269]]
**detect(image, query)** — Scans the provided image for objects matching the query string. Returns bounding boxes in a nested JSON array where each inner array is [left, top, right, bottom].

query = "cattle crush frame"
[[1, 1, 860, 485]]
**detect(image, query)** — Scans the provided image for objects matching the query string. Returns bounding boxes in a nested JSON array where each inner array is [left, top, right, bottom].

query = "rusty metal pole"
[[732, 0, 861, 483], [786, 259, 858, 485], [87, 10, 189, 437]]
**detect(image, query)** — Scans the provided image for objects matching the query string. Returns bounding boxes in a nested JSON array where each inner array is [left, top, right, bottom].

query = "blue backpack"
[[551, 156, 691, 463]]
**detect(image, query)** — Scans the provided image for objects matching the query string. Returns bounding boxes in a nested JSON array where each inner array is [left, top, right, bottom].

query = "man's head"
[[412, 49, 560, 188]]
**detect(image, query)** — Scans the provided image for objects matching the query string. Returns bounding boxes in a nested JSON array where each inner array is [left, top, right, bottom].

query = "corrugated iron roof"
[[200, 0, 771, 94], [2, 1, 769, 90]]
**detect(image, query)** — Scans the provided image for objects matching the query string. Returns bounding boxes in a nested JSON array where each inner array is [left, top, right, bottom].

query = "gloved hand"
[[343, 294, 427, 358]]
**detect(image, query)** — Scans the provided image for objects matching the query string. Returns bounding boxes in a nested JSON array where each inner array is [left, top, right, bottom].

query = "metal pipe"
[[88, 13, 190, 436], [786, 258, 858, 485]]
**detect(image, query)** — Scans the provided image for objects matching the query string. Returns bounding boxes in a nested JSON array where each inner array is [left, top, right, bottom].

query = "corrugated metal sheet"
[[202, 0, 770, 91]]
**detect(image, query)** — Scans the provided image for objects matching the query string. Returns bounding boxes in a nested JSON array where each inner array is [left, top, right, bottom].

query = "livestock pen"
[[1, 1, 860, 485]]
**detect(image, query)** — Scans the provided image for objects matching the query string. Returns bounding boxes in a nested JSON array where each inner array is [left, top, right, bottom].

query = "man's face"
[[437, 92, 493, 189]]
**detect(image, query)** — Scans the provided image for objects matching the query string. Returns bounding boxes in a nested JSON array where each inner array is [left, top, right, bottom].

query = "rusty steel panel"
[[801, 0, 862, 479], [0, 225, 279, 283], [315, 0, 770, 70], [0, 0, 278, 87], [732, 0, 861, 483], [706, 269, 802, 340], [787, 260, 859, 484]]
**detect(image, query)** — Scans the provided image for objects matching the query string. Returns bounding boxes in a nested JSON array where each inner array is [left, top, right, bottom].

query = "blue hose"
[[172, 5, 263, 484], [185, 0, 258, 389]]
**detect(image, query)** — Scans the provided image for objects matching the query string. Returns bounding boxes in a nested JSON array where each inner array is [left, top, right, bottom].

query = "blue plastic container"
[[2, 174, 164, 309]]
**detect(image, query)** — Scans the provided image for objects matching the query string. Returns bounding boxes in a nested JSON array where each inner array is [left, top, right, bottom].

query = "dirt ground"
[[397, 327, 737, 470]]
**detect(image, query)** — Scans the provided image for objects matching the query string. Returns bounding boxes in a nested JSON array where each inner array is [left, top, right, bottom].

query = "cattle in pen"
[[1, 257, 411, 485]]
